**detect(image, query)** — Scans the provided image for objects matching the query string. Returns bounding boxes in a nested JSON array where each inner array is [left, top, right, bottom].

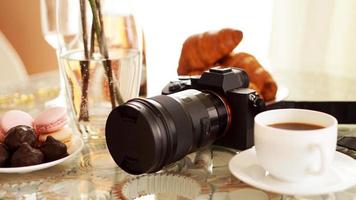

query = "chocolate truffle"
[[40, 136, 69, 162], [5, 125, 36, 152], [11, 143, 44, 167], [0, 144, 9, 167]]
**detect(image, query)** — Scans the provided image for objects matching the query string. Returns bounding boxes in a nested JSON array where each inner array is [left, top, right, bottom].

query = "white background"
[[133, 0, 273, 96], [134, 0, 356, 97]]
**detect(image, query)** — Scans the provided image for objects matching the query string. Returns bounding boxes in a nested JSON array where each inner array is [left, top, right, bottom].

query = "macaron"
[[0, 118, 4, 142], [0, 110, 34, 133], [0, 128, 5, 143], [34, 107, 68, 135], [38, 127, 73, 147]]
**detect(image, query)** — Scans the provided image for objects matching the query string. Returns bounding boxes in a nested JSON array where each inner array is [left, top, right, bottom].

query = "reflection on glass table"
[[0, 70, 355, 200]]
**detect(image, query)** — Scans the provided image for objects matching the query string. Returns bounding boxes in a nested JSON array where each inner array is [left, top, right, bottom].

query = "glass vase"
[[56, 0, 143, 140]]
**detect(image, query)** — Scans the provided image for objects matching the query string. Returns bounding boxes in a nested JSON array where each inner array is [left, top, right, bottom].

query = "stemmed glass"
[[40, 0, 58, 49], [40, 0, 80, 107], [39, 0, 66, 107]]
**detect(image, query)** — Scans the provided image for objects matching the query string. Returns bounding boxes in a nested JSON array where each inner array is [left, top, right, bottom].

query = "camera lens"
[[105, 89, 230, 174]]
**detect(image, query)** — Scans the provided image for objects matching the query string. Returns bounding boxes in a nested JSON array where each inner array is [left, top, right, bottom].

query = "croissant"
[[220, 52, 277, 101], [177, 28, 278, 101], [177, 28, 243, 75]]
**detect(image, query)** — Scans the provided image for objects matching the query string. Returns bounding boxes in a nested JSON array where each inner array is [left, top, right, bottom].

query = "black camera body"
[[105, 67, 265, 175], [162, 67, 265, 150]]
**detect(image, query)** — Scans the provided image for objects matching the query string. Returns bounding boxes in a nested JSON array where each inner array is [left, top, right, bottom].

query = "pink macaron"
[[0, 110, 34, 133], [34, 107, 68, 135]]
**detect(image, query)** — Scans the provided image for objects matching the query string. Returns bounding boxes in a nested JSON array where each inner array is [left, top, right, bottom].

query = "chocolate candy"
[[11, 143, 44, 167], [40, 136, 69, 162], [5, 125, 36, 152], [0, 144, 9, 167]]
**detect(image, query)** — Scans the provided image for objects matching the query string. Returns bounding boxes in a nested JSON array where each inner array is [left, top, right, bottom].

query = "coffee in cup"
[[254, 109, 338, 182]]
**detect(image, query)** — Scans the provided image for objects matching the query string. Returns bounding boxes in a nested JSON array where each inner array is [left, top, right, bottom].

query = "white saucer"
[[266, 85, 289, 106], [229, 148, 356, 196], [0, 135, 84, 173]]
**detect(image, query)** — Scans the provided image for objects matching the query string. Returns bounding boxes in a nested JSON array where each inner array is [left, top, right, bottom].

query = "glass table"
[[0, 70, 355, 200]]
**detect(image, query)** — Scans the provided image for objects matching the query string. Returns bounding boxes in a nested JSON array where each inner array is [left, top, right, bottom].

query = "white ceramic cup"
[[254, 109, 338, 182]]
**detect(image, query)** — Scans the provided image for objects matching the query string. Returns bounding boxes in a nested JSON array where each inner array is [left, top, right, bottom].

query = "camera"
[[105, 67, 265, 175]]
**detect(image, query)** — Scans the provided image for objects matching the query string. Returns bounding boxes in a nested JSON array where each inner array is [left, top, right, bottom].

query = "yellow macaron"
[[38, 127, 73, 147]]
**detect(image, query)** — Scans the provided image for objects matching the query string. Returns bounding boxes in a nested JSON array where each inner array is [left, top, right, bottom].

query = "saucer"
[[266, 84, 289, 106], [0, 135, 83, 173], [229, 148, 356, 196]]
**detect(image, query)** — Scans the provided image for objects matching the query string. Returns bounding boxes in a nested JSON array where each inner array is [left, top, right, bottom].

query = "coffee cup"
[[254, 109, 338, 182]]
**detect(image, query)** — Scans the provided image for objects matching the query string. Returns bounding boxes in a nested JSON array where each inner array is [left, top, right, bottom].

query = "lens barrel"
[[105, 89, 230, 174]]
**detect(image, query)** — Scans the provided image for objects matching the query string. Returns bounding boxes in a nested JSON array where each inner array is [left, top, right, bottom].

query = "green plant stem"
[[89, 20, 96, 58], [80, 0, 89, 59], [79, 61, 90, 121], [79, 0, 90, 121], [88, 0, 107, 57], [95, 0, 124, 104], [88, 0, 124, 108]]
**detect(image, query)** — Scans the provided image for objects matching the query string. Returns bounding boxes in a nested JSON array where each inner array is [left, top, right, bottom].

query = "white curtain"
[[269, 0, 356, 78]]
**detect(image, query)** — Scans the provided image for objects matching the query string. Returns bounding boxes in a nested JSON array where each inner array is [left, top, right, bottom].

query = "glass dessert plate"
[[0, 135, 83, 173]]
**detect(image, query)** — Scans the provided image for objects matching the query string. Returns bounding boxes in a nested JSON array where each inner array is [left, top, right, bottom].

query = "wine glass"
[[39, 0, 80, 107], [40, 0, 58, 49], [40, 0, 80, 50], [39, 0, 65, 107]]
